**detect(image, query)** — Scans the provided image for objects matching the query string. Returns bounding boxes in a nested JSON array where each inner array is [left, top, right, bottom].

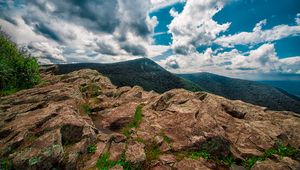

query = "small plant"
[[145, 143, 161, 162], [28, 156, 41, 166], [275, 144, 298, 157], [121, 105, 143, 137], [160, 132, 173, 143], [121, 126, 131, 138], [242, 144, 299, 169], [96, 152, 115, 170], [219, 155, 236, 166], [188, 150, 211, 160], [242, 156, 264, 169], [130, 105, 143, 128], [134, 137, 146, 144], [80, 103, 92, 115], [87, 144, 97, 153], [0, 159, 13, 170], [96, 152, 139, 170]]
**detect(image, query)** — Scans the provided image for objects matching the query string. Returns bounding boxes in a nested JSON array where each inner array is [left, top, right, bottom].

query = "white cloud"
[[0, 0, 158, 64], [150, 0, 185, 12], [158, 43, 300, 76], [168, 0, 230, 54], [296, 13, 300, 25], [215, 19, 300, 47]]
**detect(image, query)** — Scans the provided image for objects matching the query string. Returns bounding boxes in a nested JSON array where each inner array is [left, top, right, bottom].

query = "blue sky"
[[150, 0, 300, 57], [0, 0, 300, 80]]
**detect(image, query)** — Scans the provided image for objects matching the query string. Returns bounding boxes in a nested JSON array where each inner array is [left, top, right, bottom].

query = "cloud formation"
[[0, 0, 158, 63], [215, 19, 300, 47], [158, 43, 300, 76], [168, 0, 230, 54]]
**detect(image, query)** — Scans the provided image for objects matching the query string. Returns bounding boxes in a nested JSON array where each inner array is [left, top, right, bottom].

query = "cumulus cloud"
[[215, 18, 300, 47], [165, 58, 180, 69], [158, 43, 300, 76], [296, 13, 300, 25], [150, 0, 185, 12], [168, 0, 230, 54], [0, 0, 158, 64]]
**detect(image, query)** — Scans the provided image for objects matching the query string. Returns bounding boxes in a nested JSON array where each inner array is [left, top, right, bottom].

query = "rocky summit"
[[0, 69, 299, 170]]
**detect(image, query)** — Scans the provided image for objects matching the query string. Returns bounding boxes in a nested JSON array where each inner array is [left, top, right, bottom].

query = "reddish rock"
[[0, 69, 299, 170], [125, 142, 146, 164], [109, 142, 126, 161]]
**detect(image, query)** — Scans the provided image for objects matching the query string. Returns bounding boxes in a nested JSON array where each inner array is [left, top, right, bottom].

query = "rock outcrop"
[[0, 69, 299, 170]]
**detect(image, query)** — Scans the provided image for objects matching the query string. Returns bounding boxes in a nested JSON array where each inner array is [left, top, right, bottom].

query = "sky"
[[0, 0, 300, 80]]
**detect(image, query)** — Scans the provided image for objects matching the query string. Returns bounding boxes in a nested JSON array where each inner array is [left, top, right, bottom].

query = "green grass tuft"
[[121, 105, 143, 137], [187, 150, 211, 160], [96, 152, 141, 170], [242, 144, 299, 169], [87, 144, 97, 154], [28, 156, 41, 166], [160, 132, 173, 144], [0, 159, 13, 170], [80, 103, 92, 115], [96, 152, 115, 170], [130, 105, 143, 128], [145, 143, 161, 162]]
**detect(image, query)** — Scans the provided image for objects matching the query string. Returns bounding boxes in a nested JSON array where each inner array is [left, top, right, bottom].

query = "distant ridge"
[[52, 58, 202, 93], [46, 58, 300, 113], [178, 72, 300, 114]]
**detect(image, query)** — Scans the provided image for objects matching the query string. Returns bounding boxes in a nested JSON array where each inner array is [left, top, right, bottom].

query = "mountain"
[[51, 58, 202, 93], [178, 72, 300, 114], [259, 80, 300, 98], [1, 69, 299, 169]]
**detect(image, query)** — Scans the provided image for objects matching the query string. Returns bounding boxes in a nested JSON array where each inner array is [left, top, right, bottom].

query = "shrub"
[[0, 29, 40, 95]]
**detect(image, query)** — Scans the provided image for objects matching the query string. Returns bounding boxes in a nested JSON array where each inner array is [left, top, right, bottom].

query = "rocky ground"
[[0, 69, 299, 170]]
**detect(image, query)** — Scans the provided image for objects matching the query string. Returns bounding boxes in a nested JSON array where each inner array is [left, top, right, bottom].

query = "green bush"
[[0, 29, 40, 95]]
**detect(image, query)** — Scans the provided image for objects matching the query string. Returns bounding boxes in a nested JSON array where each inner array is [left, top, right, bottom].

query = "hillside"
[[259, 81, 300, 98], [51, 58, 202, 93], [0, 69, 299, 169], [178, 72, 300, 114]]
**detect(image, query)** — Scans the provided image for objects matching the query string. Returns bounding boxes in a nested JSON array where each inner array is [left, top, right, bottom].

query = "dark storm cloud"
[[121, 43, 147, 56], [118, 0, 152, 38], [27, 0, 120, 33], [33, 23, 62, 42], [236, 67, 257, 71], [95, 41, 118, 56], [0, 0, 156, 63]]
